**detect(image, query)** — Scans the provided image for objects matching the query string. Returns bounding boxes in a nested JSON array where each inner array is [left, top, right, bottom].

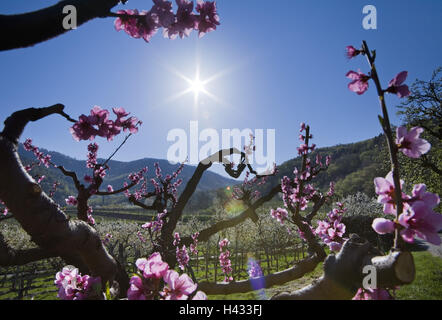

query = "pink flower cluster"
[[55, 266, 102, 300], [243, 133, 256, 155], [148, 162, 185, 205], [115, 0, 220, 43], [372, 176, 442, 245], [219, 238, 233, 282], [232, 171, 263, 202], [315, 202, 347, 252], [281, 124, 333, 213], [171, 232, 190, 270], [395, 126, 431, 159], [124, 167, 149, 200], [23, 138, 52, 168], [346, 70, 370, 95], [142, 209, 167, 233], [352, 288, 394, 300], [86, 143, 99, 169], [176, 245, 190, 271], [345, 45, 410, 97], [127, 252, 206, 300], [345, 45, 361, 59], [70, 106, 140, 142], [190, 232, 199, 255], [270, 207, 289, 225], [48, 181, 60, 198], [385, 71, 411, 98], [65, 195, 78, 206]]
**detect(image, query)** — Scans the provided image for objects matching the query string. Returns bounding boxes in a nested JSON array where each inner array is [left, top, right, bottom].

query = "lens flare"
[[247, 258, 266, 299]]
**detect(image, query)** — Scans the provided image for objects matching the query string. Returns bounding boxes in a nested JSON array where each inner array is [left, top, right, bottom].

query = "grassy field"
[[396, 251, 442, 300], [0, 251, 440, 300], [208, 251, 442, 300]]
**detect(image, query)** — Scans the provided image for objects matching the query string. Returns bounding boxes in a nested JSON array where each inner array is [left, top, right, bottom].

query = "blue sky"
[[0, 0, 441, 178]]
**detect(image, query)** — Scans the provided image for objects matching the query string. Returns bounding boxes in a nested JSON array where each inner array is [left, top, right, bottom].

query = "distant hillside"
[[258, 133, 390, 199], [17, 134, 392, 214], [17, 145, 236, 207]]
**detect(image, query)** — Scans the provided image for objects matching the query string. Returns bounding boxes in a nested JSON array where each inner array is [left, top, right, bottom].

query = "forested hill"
[[17, 145, 236, 207], [260, 133, 390, 199], [17, 133, 393, 210]]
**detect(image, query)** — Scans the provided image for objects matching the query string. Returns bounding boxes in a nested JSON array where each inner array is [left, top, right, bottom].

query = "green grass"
[[208, 260, 324, 300], [208, 251, 442, 300], [0, 251, 440, 300], [396, 251, 442, 300]]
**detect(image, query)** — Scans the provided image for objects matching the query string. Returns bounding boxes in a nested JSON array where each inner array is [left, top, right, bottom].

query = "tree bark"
[[0, 0, 120, 51], [0, 105, 118, 286]]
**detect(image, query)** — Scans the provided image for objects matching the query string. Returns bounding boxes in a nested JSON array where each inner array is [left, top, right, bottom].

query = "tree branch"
[[198, 254, 322, 295], [0, 0, 120, 51], [181, 184, 282, 246], [271, 235, 415, 300], [0, 105, 118, 285], [0, 233, 57, 266]]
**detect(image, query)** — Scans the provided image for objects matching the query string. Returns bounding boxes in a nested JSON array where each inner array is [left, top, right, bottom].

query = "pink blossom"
[[54, 266, 101, 300], [121, 116, 140, 134], [164, 0, 197, 39], [127, 276, 148, 300], [315, 203, 347, 252], [114, 9, 160, 42], [135, 252, 169, 279], [137, 231, 146, 243], [142, 222, 153, 229], [87, 214, 95, 226], [398, 201, 442, 245], [173, 232, 181, 246], [162, 270, 197, 300], [346, 70, 370, 95], [107, 185, 114, 193], [270, 208, 288, 225], [374, 171, 406, 215], [395, 126, 431, 158], [410, 184, 440, 209], [219, 238, 230, 250], [195, 0, 220, 38], [70, 115, 98, 141], [219, 238, 233, 282], [176, 245, 190, 270], [352, 288, 394, 300], [386, 71, 410, 98], [65, 196, 78, 206], [345, 45, 360, 59], [151, 0, 175, 28], [327, 181, 335, 197], [112, 107, 130, 119], [300, 122, 306, 132], [372, 218, 396, 234]]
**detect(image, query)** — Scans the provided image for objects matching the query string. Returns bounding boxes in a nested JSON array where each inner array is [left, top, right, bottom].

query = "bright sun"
[[189, 78, 205, 94], [163, 61, 229, 111]]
